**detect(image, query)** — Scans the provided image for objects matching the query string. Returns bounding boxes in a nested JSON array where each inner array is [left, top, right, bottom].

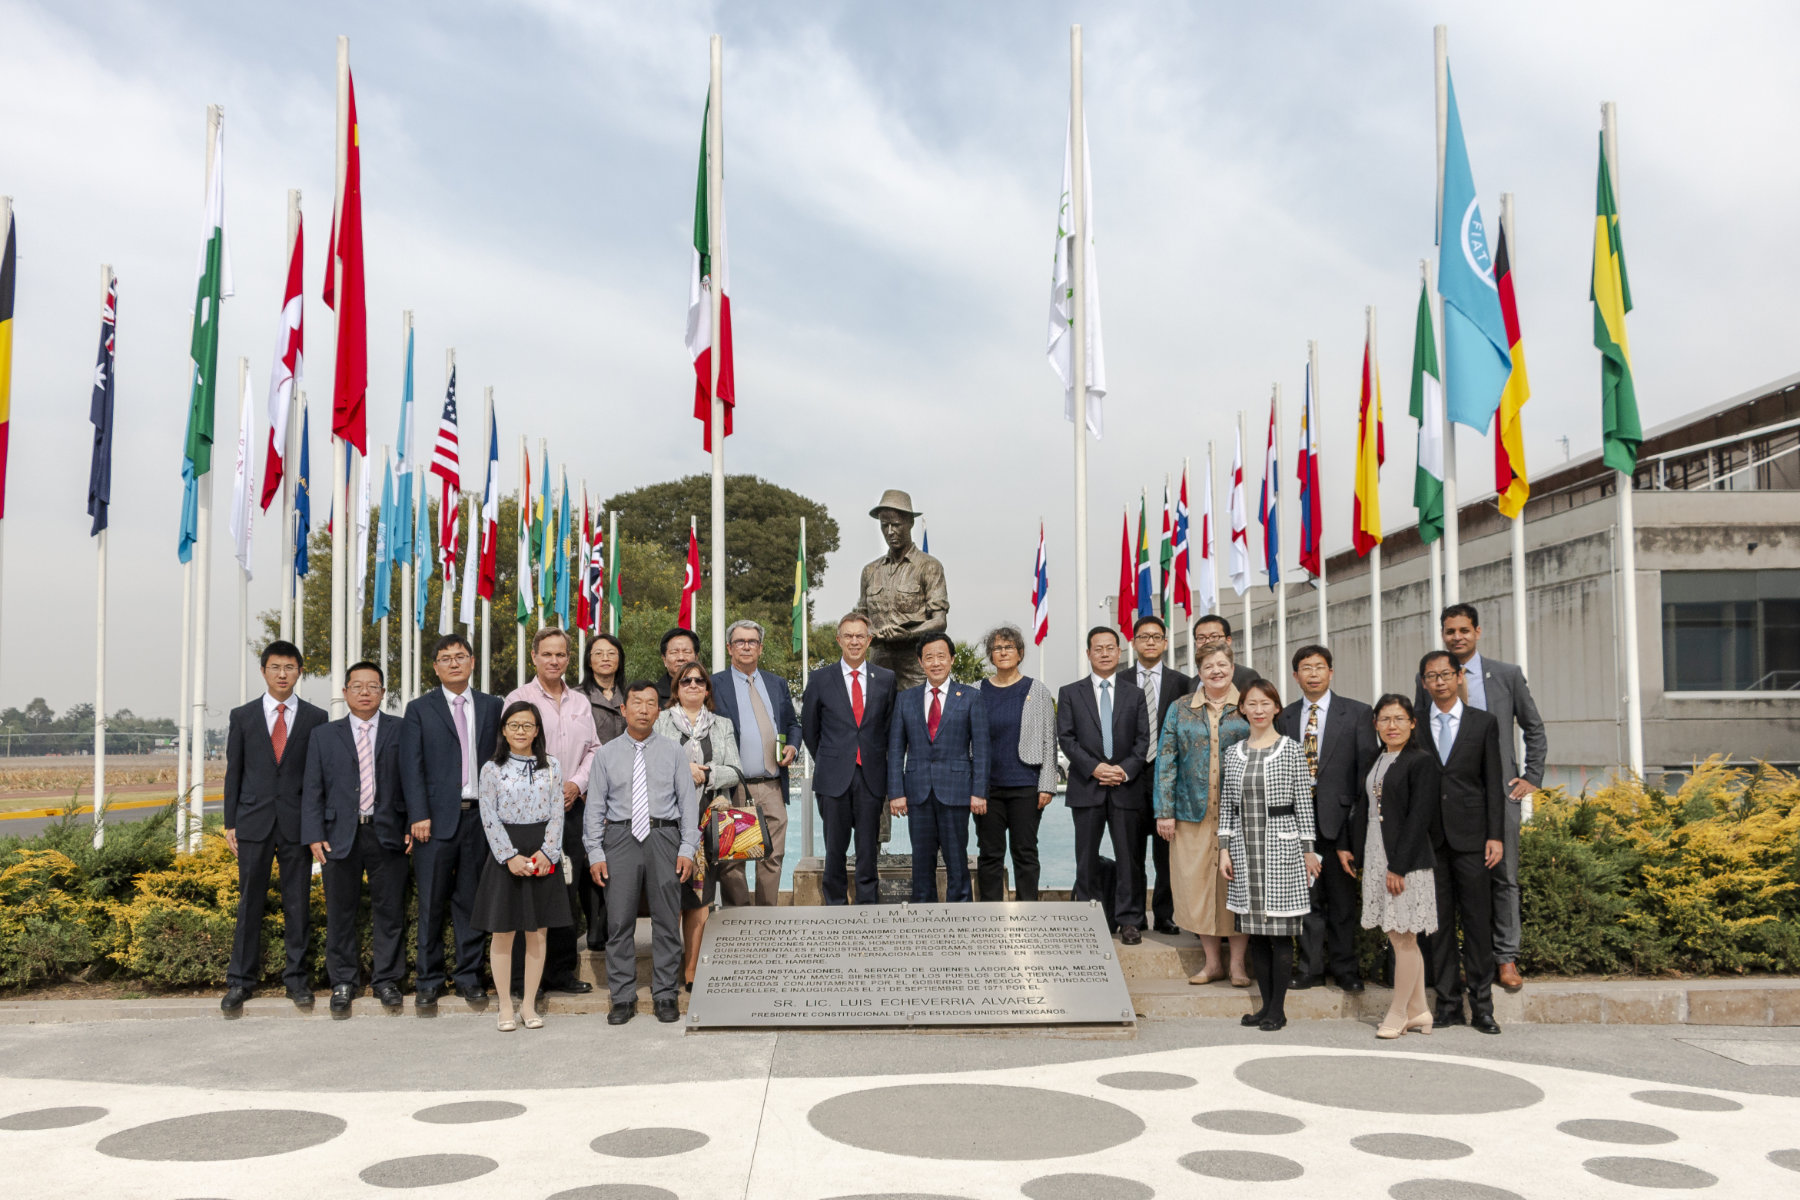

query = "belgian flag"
[[1493, 223, 1531, 519], [0, 208, 14, 519]]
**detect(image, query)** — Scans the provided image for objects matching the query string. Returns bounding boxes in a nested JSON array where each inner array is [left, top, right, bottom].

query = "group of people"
[[218, 594, 1542, 1039]]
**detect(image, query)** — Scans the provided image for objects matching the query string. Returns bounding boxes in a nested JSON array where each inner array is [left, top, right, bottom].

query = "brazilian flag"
[[1592, 134, 1640, 474]]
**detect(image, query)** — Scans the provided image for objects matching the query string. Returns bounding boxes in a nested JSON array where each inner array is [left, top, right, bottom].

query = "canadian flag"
[[261, 218, 302, 511]]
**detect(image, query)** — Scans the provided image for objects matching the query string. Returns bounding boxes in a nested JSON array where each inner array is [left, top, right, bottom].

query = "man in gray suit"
[[1416, 603, 1547, 992]]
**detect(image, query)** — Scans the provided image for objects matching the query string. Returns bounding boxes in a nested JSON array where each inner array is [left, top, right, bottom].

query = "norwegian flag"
[[1030, 522, 1049, 646], [431, 367, 459, 586], [1172, 467, 1192, 619]]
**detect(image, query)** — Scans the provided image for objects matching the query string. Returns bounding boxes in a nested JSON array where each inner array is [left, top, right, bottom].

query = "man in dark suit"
[[221, 640, 328, 1014], [401, 633, 503, 1007], [1193, 614, 1260, 695], [1419, 649, 1505, 1034], [800, 612, 896, 904], [714, 619, 803, 906], [1425, 603, 1548, 992], [1057, 626, 1152, 944], [1276, 644, 1377, 991], [303, 661, 410, 1015], [1131, 615, 1193, 935], [887, 633, 990, 902]]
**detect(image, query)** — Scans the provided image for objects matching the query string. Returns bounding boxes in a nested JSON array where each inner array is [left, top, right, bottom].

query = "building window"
[[1662, 569, 1800, 691]]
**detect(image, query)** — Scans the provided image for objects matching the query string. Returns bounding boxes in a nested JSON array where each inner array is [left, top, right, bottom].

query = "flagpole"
[[278, 190, 300, 643], [707, 34, 727, 671], [1420, 260, 1445, 624], [1433, 24, 1461, 607], [480, 386, 493, 694], [236, 355, 251, 706], [327, 41, 349, 719], [1237, 410, 1253, 672], [176, 553, 193, 848], [1308, 341, 1328, 645], [186, 104, 223, 852], [295, 390, 308, 666], [94, 262, 113, 849], [1270, 385, 1288, 685], [1498, 191, 1530, 680], [516, 435, 527, 687], [1070, 23, 1091, 680], [376, 444, 389, 702], [414, 468, 426, 697], [537, 435, 546, 629], [577, 478, 588, 671], [607, 509, 619, 636], [1602, 101, 1645, 777], [1367, 305, 1385, 696], [799, 514, 813, 861]]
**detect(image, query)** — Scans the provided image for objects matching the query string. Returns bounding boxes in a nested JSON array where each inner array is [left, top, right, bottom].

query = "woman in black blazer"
[[1338, 695, 1440, 1039]]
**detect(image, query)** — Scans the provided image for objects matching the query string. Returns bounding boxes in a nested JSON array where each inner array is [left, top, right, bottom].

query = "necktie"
[[630, 739, 651, 841], [452, 694, 472, 787], [1303, 702, 1320, 781], [356, 721, 376, 816], [1141, 668, 1160, 757], [850, 668, 864, 766], [271, 702, 288, 764], [1099, 680, 1114, 760], [745, 675, 780, 776], [927, 687, 942, 740], [1436, 712, 1453, 764]]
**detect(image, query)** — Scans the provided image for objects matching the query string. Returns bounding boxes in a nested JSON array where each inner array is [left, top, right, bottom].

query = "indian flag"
[[1408, 281, 1445, 544], [686, 93, 734, 452], [1592, 134, 1640, 474]]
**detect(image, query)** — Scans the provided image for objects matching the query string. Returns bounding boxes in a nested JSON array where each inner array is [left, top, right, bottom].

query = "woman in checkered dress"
[[1219, 678, 1320, 1032]]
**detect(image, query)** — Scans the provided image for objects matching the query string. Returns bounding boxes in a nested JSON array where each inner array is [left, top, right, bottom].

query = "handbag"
[[705, 799, 772, 862]]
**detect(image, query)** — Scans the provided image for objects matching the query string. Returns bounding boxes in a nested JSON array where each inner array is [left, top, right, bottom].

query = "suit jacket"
[[1415, 655, 1547, 787], [1056, 674, 1151, 811], [887, 681, 990, 805], [1276, 692, 1378, 841], [222, 696, 327, 843], [301, 715, 408, 859], [1232, 663, 1261, 695], [1421, 704, 1505, 853], [801, 659, 896, 798], [1347, 745, 1440, 877], [711, 667, 804, 802], [400, 686, 503, 838]]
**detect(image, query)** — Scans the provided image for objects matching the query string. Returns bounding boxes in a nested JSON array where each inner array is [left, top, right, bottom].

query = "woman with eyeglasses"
[[581, 632, 628, 747], [1341, 694, 1440, 1038], [653, 663, 744, 990], [472, 701, 571, 1031]]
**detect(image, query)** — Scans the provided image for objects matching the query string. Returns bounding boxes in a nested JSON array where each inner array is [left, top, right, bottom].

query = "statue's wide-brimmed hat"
[[869, 489, 922, 519]]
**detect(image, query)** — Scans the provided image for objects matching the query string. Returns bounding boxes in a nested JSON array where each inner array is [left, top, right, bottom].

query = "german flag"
[[0, 208, 14, 519], [1493, 223, 1530, 519]]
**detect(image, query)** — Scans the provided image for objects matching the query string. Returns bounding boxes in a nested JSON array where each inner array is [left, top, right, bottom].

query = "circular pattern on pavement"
[[547, 1188, 680, 1200], [1768, 1149, 1800, 1172], [1236, 1055, 1544, 1115], [412, 1100, 526, 1124], [1098, 1071, 1195, 1091], [1582, 1157, 1717, 1188], [590, 1127, 710, 1158], [1558, 1119, 1678, 1145], [359, 1154, 498, 1188], [95, 1109, 346, 1161], [1022, 1173, 1154, 1200], [1353, 1133, 1474, 1160], [0, 1106, 108, 1131], [1389, 1182, 1524, 1200], [1178, 1150, 1304, 1181], [1631, 1090, 1742, 1113], [1192, 1109, 1304, 1135], [820, 1195, 977, 1200], [809, 1085, 1145, 1161]]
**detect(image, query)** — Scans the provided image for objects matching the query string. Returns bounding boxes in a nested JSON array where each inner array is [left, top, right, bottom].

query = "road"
[[0, 793, 220, 840]]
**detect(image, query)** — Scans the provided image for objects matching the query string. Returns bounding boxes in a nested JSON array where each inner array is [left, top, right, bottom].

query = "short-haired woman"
[[974, 625, 1058, 901], [473, 700, 572, 1031], [653, 663, 744, 991]]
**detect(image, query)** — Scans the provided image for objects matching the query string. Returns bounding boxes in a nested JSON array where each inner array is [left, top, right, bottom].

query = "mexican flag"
[[686, 94, 734, 452], [1408, 280, 1445, 544]]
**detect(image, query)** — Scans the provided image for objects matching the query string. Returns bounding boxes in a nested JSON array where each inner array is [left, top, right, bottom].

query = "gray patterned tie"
[[1141, 668, 1161, 758], [631, 739, 651, 841], [1099, 680, 1114, 759]]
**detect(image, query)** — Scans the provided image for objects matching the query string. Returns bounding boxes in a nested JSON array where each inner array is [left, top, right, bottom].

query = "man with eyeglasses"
[[505, 626, 601, 995], [712, 619, 802, 907], [401, 633, 504, 1007], [1131, 615, 1193, 936]]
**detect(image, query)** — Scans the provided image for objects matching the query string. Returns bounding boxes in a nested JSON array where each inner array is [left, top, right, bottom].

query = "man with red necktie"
[[800, 612, 897, 904]]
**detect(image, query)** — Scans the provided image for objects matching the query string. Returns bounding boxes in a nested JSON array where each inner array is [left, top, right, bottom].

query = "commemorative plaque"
[[686, 901, 1135, 1028]]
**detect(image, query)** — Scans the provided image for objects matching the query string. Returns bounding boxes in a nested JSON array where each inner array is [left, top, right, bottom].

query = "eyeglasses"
[[345, 682, 384, 695], [1375, 715, 1413, 726], [504, 722, 538, 734], [435, 653, 472, 665], [1423, 671, 1460, 684], [730, 638, 762, 648]]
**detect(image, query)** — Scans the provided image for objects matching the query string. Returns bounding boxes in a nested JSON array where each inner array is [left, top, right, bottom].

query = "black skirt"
[[472, 821, 572, 933]]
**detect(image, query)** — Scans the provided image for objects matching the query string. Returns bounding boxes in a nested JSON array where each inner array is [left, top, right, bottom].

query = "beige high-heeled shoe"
[[1375, 1021, 1406, 1040], [1403, 1012, 1433, 1036]]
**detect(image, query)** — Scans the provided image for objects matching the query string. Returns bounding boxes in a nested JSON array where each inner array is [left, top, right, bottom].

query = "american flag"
[[431, 367, 459, 586], [1030, 521, 1049, 646]]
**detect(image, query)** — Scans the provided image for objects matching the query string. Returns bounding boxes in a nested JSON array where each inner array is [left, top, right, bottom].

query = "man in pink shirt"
[[506, 627, 601, 994]]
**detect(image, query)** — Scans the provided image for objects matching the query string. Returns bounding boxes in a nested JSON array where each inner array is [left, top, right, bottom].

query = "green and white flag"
[[177, 111, 233, 562], [1408, 280, 1445, 544]]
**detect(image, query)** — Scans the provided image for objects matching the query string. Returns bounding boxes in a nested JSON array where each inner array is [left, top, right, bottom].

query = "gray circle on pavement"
[[1098, 1071, 1195, 1091], [810, 1085, 1144, 1160], [590, 1127, 711, 1158], [1193, 1109, 1305, 1135], [1236, 1055, 1544, 1114], [1631, 1090, 1743, 1113], [1389, 1181, 1524, 1200], [1354, 1133, 1474, 1160], [820, 1195, 977, 1200], [1178, 1150, 1304, 1181], [1769, 1149, 1800, 1172], [96, 1109, 347, 1160], [1559, 1119, 1678, 1145], [359, 1153, 498, 1188], [1022, 1173, 1155, 1200], [0, 1106, 108, 1131], [548, 1188, 680, 1200], [1582, 1157, 1717, 1188], [412, 1100, 527, 1124]]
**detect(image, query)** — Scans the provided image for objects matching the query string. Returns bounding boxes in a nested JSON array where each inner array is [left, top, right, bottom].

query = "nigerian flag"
[[791, 527, 808, 654], [1592, 134, 1640, 473], [1408, 279, 1446, 544], [178, 111, 233, 562]]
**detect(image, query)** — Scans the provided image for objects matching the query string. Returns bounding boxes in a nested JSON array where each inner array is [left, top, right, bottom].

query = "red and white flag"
[[1197, 456, 1219, 615], [430, 367, 459, 610], [585, 509, 607, 634], [1030, 522, 1049, 647], [1228, 427, 1250, 596], [323, 69, 366, 454], [261, 216, 302, 511], [1172, 467, 1192, 620], [678, 522, 702, 629]]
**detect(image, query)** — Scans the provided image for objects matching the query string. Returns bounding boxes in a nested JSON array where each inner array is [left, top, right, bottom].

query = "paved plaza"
[[2, 1015, 1798, 1198]]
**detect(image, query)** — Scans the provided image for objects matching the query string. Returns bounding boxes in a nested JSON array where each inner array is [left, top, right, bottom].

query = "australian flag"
[[87, 274, 118, 535]]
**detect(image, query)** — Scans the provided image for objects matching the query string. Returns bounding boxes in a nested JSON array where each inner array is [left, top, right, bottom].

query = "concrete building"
[[1232, 372, 1799, 791]]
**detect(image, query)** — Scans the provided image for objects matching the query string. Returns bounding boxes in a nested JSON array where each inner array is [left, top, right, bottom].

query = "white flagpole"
[[1500, 191, 1529, 678], [1182, 460, 1195, 676], [236, 355, 251, 706], [480, 386, 493, 695], [1308, 341, 1328, 645], [800, 514, 813, 859], [176, 554, 193, 848], [1271, 385, 1287, 683], [1238, 411, 1253, 673], [707, 35, 727, 670], [1434, 24, 1461, 606], [379, 443, 390, 701], [1368, 305, 1385, 696], [279, 189, 300, 643], [414, 468, 426, 697], [328, 40, 349, 719], [536, 436, 547, 629], [94, 263, 113, 849], [607, 509, 619, 635], [1603, 101, 1645, 777], [516, 434, 527, 688], [294, 390, 307, 665], [1070, 23, 1090, 680], [397, 310, 413, 705], [187, 105, 222, 852], [1421, 260, 1445, 625]]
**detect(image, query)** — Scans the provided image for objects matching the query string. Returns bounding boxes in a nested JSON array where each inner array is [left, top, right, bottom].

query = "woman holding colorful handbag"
[[653, 663, 744, 991]]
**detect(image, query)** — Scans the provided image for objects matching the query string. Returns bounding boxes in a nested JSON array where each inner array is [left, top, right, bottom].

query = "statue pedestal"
[[790, 854, 999, 905]]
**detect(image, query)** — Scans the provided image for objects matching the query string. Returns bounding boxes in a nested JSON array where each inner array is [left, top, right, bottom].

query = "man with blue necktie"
[[887, 633, 989, 902]]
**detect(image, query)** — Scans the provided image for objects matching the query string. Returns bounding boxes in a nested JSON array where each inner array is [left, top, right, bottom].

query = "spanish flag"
[[1592, 134, 1640, 474], [1493, 223, 1530, 519], [0, 209, 13, 519], [1352, 327, 1384, 557]]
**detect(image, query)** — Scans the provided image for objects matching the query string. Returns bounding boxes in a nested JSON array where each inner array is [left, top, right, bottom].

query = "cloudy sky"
[[2, 0, 1795, 718]]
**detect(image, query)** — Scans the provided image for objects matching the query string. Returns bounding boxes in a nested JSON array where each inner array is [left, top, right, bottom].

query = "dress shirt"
[[583, 731, 699, 864], [923, 681, 950, 723], [1301, 689, 1333, 749], [349, 712, 380, 813], [441, 682, 480, 800], [731, 668, 777, 777], [1432, 699, 1464, 762], [1463, 652, 1488, 711], [477, 755, 565, 865], [506, 677, 600, 795], [262, 692, 295, 735], [840, 658, 869, 701], [1089, 672, 1120, 709]]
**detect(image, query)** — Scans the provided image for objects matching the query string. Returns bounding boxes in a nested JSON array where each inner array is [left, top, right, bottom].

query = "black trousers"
[[1150, 828, 1174, 927], [974, 786, 1043, 901], [227, 833, 314, 989], [540, 801, 592, 983], [321, 821, 409, 988], [1073, 798, 1147, 930], [1429, 842, 1496, 1017], [1298, 830, 1362, 981], [819, 772, 884, 905], [414, 809, 489, 991]]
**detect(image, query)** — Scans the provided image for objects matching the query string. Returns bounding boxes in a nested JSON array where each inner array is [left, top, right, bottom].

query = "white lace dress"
[[1359, 751, 1438, 934]]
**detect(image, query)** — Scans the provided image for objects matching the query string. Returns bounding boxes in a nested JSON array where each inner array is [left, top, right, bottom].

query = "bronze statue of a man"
[[857, 490, 948, 692]]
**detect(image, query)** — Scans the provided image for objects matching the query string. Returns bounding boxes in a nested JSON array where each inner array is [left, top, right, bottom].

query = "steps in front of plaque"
[[790, 855, 1003, 905]]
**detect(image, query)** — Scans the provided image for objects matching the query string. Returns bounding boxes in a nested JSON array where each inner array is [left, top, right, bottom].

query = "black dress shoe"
[[1258, 1016, 1289, 1032], [453, 983, 488, 1003], [373, 983, 405, 1009], [1290, 973, 1325, 991], [1472, 1013, 1502, 1035], [1435, 1007, 1467, 1027], [220, 986, 252, 1013], [284, 985, 314, 1007], [654, 998, 681, 1023], [606, 1001, 635, 1025], [1153, 920, 1181, 936], [413, 985, 440, 1009], [1119, 925, 1142, 946], [1240, 1011, 1267, 1027], [329, 984, 356, 1015], [684, 981, 693, 994], [544, 977, 593, 995], [1335, 974, 1367, 994]]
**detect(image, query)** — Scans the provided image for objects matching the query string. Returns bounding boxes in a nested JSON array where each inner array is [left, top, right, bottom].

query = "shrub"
[[0, 850, 106, 988]]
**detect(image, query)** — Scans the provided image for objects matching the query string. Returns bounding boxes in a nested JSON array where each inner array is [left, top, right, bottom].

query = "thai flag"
[[1173, 469, 1192, 619], [1031, 522, 1049, 646], [1297, 360, 1322, 577], [1259, 401, 1280, 586]]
